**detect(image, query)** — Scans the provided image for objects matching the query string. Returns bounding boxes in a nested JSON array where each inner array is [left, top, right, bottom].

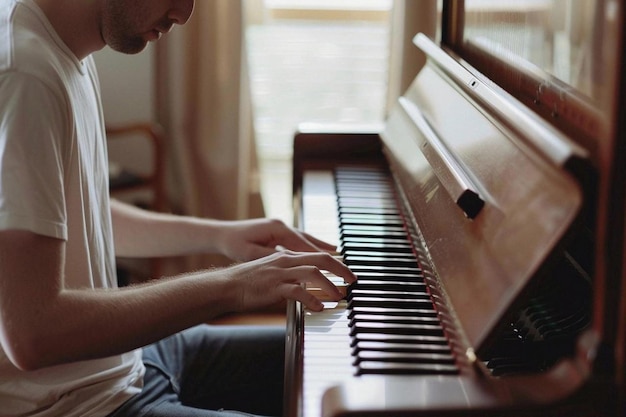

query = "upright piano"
[[284, 2, 626, 416]]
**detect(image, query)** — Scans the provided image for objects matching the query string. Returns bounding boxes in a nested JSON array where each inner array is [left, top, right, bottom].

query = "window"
[[245, 0, 392, 221], [442, 0, 620, 162]]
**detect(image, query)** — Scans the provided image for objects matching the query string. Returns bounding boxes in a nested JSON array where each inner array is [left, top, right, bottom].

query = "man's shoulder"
[[0, 0, 71, 92], [0, 0, 17, 72]]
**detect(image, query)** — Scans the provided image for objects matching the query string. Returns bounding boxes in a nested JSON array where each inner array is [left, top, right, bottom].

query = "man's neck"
[[32, 0, 105, 60]]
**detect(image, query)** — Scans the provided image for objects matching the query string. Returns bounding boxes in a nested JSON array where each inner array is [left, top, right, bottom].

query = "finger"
[[299, 232, 338, 253], [291, 265, 349, 301], [274, 229, 338, 254], [311, 253, 357, 284], [305, 281, 348, 301], [276, 251, 356, 284], [279, 282, 324, 312]]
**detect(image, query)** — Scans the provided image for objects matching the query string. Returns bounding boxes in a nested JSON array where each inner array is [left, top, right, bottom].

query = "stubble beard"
[[101, 0, 149, 54]]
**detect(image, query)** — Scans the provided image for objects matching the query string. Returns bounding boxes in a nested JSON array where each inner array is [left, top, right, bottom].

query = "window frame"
[[439, 0, 618, 165]]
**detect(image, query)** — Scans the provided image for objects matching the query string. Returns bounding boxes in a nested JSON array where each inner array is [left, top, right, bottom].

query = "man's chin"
[[109, 39, 149, 55]]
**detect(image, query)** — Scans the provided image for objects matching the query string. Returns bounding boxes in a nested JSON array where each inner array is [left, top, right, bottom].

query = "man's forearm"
[[110, 199, 223, 258], [2, 269, 235, 371]]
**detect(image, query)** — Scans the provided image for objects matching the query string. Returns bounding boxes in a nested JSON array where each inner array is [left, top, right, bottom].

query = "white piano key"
[[302, 171, 340, 247], [299, 171, 355, 417], [303, 300, 353, 417]]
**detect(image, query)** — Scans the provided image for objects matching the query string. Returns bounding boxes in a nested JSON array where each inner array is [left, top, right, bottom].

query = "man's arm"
[[111, 199, 337, 261], [0, 229, 352, 371], [110, 199, 222, 258]]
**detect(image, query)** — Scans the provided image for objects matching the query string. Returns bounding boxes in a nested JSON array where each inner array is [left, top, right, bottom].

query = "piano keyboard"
[[299, 166, 458, 417]]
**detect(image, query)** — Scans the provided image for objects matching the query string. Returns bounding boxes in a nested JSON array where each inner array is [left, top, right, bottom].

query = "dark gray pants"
[[108, 324, 285, 417]]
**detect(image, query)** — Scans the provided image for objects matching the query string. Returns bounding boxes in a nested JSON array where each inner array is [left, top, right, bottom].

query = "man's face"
[[101, 0, 194, 54]]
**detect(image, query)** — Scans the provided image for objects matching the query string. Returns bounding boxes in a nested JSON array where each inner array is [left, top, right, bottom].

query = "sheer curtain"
[[155, 0, 264, 269], [152, 0, 435, 270]]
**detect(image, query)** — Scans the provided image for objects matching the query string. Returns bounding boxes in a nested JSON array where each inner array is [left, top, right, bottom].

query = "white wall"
[[93, 44, 155, 124], [93, 45, 156, 179]]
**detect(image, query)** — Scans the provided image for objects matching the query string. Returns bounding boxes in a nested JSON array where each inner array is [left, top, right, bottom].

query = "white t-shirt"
[[0, 0, 144, 415]]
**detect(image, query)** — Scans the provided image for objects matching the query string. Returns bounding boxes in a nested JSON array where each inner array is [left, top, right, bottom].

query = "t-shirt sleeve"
[[0, 72, 69, 240]]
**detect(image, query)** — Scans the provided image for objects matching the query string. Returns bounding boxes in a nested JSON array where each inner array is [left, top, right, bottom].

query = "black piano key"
[[356, 362, 459, 376], [350, 321, 445, 337], [335, 167, 389, 175], [335, 167, 389, 177], [341, 229, 409, 240], [348, 301, 439, 319], [349, 265, 423, 275], [350, 332, 450, 347], [338, 203, 398, 212], [339, 210, 401, 218], [336, 177, 389, 184], [339, 206, 399, 216], [343, 250, 417, 260], [331, 165, 462, 379], [340, 217, 404, 227], [340, 242, 413, 253], [336, 174, 390, 180], [354, 351, 456, 366], [345, 256, 419, 268], [349, 306, 438, 319], [337, 185, 391, 191], [338, 190, 392, 196], [337, 177, 390, 183], [339, 223, 406, 229], [543, 318, 589, 339], [337, 190, 396, 200], [341, 224, 406, 232], [350, 314, 440, 327], [335, 176, 391, 184], [349, 289, 430, 300], [344, 249, 414, 258], [487, 357, 543, 376], [343, 249, 417, 260], [535, 312, 585, 335], [352, 271, 425, 282], [345, 244, 415, 255], [343, 247, 417, 264], [353, 341, 453, 354], [351, 280, 428, 293], [352, 279, 426, 289], [347, 258, 420, 270], [341, 236, 410, 245]]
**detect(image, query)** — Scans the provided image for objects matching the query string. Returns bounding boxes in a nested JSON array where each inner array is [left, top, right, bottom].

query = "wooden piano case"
[[285, 1, 626, 416]]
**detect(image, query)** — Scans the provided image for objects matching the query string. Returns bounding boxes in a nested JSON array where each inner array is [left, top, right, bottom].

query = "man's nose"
[[168, 0, 194, 25]]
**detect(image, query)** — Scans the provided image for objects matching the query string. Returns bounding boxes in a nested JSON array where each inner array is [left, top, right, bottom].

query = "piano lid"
[[381, 34, 594, 356]]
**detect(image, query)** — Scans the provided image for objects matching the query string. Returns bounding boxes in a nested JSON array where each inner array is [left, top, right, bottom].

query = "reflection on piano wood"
[[284, 33, 605, 417]]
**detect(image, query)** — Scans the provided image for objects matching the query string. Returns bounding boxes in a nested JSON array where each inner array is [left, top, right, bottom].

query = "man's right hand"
[[220, 250, 356, 313]]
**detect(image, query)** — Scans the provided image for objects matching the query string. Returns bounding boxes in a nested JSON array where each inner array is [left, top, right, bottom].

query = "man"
[[0, 0, 355, 416]]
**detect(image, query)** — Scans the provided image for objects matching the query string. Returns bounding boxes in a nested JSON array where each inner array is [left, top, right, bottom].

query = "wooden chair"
[[106, 122, 167, 283], [106, 123, 167, 212]]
